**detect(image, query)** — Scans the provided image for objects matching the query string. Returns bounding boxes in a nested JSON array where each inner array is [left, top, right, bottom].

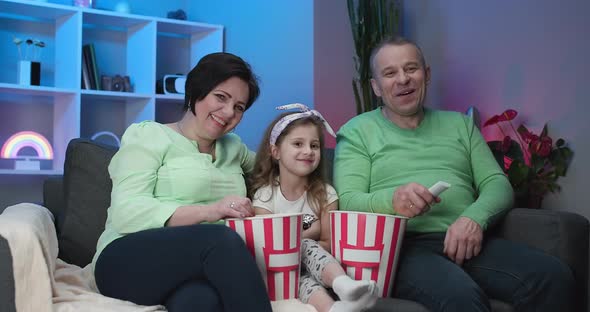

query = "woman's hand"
[[208, 195, 254, 222], [166, 195, 254, 226]]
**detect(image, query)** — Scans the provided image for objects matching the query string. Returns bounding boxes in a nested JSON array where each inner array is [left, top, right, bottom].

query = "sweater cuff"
[[459, 208, 488, 230], [371, 188, 396, 215], [153, 202, 180, 227]]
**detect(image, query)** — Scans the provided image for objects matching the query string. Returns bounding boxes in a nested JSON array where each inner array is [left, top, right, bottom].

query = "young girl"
[[249, 104, 378, 312]]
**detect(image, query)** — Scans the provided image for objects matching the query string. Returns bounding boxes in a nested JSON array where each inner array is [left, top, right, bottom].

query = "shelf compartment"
[[0, 1, 80, 89], [0, 90, 78, 172], [156, 20, 223, 85], [0, 0, 76, 22], [82, 11, 156, 94], [155, 95, 184, 124], [81, 94, 154, 142]]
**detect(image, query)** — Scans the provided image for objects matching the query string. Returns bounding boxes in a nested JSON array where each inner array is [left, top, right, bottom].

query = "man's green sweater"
[[334, 108, 513, 233]]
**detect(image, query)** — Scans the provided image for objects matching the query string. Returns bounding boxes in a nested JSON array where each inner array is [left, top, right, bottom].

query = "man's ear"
[[370, 78, 382, 97], [425, 66, 431, 85], [270, 144, 280, 160]]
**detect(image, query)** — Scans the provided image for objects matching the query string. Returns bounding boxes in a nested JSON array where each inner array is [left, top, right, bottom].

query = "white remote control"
[[428, 181, 451, 197]]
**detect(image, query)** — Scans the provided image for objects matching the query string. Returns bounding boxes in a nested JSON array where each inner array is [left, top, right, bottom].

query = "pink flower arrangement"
[[484, 109, 573, 208]]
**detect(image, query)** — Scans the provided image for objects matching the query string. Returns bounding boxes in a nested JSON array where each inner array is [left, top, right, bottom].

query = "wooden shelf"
[[0, 169, 63, 175], [0, 83, 77, 97]]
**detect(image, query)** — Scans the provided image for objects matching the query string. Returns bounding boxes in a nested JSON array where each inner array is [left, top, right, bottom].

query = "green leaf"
[[550, 146, 573, 176], [556, 138, 565, 147], [505, 140, 524, 162], [540, 123, 548, 137], [507, 160, 531, 187], [530, 153, 545, 173]]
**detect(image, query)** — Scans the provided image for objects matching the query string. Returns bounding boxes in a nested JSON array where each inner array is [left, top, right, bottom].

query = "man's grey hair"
[[369, 36, 427, 77]]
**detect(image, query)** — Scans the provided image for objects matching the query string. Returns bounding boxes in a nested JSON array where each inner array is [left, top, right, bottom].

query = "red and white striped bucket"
[[330, 211, 407, 297], [226, 213, 303, 301]]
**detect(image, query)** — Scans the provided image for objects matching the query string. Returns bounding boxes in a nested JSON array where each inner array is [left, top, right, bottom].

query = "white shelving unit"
[[0, 0, 223, 175]]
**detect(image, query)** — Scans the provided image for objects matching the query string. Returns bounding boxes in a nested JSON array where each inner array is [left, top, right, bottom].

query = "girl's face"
[[271, 124, 321, 179], [192, 76, 249, 141]]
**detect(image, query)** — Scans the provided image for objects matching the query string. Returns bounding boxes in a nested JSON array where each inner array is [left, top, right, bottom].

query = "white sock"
[[329, 301, 357, 312], [328, 287, 379, 312], [357, 282, 379, 309], [332, 275, 375, 301]]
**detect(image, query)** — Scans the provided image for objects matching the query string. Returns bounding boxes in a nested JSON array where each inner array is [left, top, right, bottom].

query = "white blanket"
[[0, 203, 315, 312]]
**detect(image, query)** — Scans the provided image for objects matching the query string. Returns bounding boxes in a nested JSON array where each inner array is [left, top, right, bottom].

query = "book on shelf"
[[81, 53, 91, 89], [82, 44, 100, 90], [89, 44, 100, 90]]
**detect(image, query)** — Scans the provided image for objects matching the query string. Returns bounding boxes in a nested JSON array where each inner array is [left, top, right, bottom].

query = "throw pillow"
[[59, 139, 117, 267]]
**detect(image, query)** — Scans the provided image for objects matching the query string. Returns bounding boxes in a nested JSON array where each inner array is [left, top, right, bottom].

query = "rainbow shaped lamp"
[[1, 131, 54, 170]]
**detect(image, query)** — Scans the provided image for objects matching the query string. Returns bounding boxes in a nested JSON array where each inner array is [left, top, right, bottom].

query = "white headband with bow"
[[269, 103, 337, 145]]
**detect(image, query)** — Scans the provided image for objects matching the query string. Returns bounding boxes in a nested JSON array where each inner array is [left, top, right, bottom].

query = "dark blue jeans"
[[95, 224, 272, 312], [392, 233, 577, 312]]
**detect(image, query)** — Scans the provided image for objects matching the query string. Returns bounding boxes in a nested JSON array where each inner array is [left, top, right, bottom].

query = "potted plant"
[[347, 0, 401, 114], [484, 109, 574, 208]]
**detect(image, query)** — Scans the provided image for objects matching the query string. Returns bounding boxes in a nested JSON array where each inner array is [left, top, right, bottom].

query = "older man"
[[333, 36, 576, 311]]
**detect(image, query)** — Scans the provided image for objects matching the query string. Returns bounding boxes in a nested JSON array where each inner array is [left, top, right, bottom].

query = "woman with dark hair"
[[92, 52, 272, 312]]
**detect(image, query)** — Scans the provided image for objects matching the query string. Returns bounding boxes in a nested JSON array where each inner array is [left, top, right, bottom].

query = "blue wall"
[[186, 0, 315, 150]]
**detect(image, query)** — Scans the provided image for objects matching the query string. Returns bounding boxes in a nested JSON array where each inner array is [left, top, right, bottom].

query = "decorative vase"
[[17, 60, 41, 86]]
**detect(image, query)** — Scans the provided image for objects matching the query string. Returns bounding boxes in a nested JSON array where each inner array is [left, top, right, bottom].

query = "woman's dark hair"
[[183, 52, 260, 114]]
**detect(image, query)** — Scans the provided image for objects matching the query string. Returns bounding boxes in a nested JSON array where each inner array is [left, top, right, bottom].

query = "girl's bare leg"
[[304, 239, 374, 295], [308, 288, 336, 312]]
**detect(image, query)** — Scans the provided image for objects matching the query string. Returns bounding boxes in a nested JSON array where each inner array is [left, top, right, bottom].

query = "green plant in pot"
[[484, 109, 574, 208], [347, 0, 401, 114]]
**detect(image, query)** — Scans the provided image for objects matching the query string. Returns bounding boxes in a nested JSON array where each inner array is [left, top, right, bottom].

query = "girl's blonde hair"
[[249, 112, 329, 216]]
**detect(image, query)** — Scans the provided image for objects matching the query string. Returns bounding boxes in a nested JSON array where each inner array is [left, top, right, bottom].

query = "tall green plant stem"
[[347, 0, 400, 114]]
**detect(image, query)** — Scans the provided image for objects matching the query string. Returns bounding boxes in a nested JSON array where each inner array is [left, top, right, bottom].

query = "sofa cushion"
[[59, 139, 117, 267]]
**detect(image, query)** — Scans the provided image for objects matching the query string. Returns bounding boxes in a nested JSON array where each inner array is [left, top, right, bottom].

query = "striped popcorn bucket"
[[330, 211, 407, 297], [226, 213, 303, 301]]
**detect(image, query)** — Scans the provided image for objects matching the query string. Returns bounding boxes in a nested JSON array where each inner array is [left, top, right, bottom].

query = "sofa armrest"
[[43, 176, 64, 234], [494, 208, 589, 309]]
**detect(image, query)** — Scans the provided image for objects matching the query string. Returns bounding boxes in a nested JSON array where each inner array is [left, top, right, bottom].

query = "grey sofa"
[[0, 138, 588, 312]]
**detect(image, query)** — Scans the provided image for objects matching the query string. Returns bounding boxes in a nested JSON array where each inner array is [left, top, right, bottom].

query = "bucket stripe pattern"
[[227, 214, 302, 300], [330, 212, 406, 297]]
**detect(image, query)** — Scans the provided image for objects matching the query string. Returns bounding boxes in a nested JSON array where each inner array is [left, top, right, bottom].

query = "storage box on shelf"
[[0, 0, 223, 176]]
